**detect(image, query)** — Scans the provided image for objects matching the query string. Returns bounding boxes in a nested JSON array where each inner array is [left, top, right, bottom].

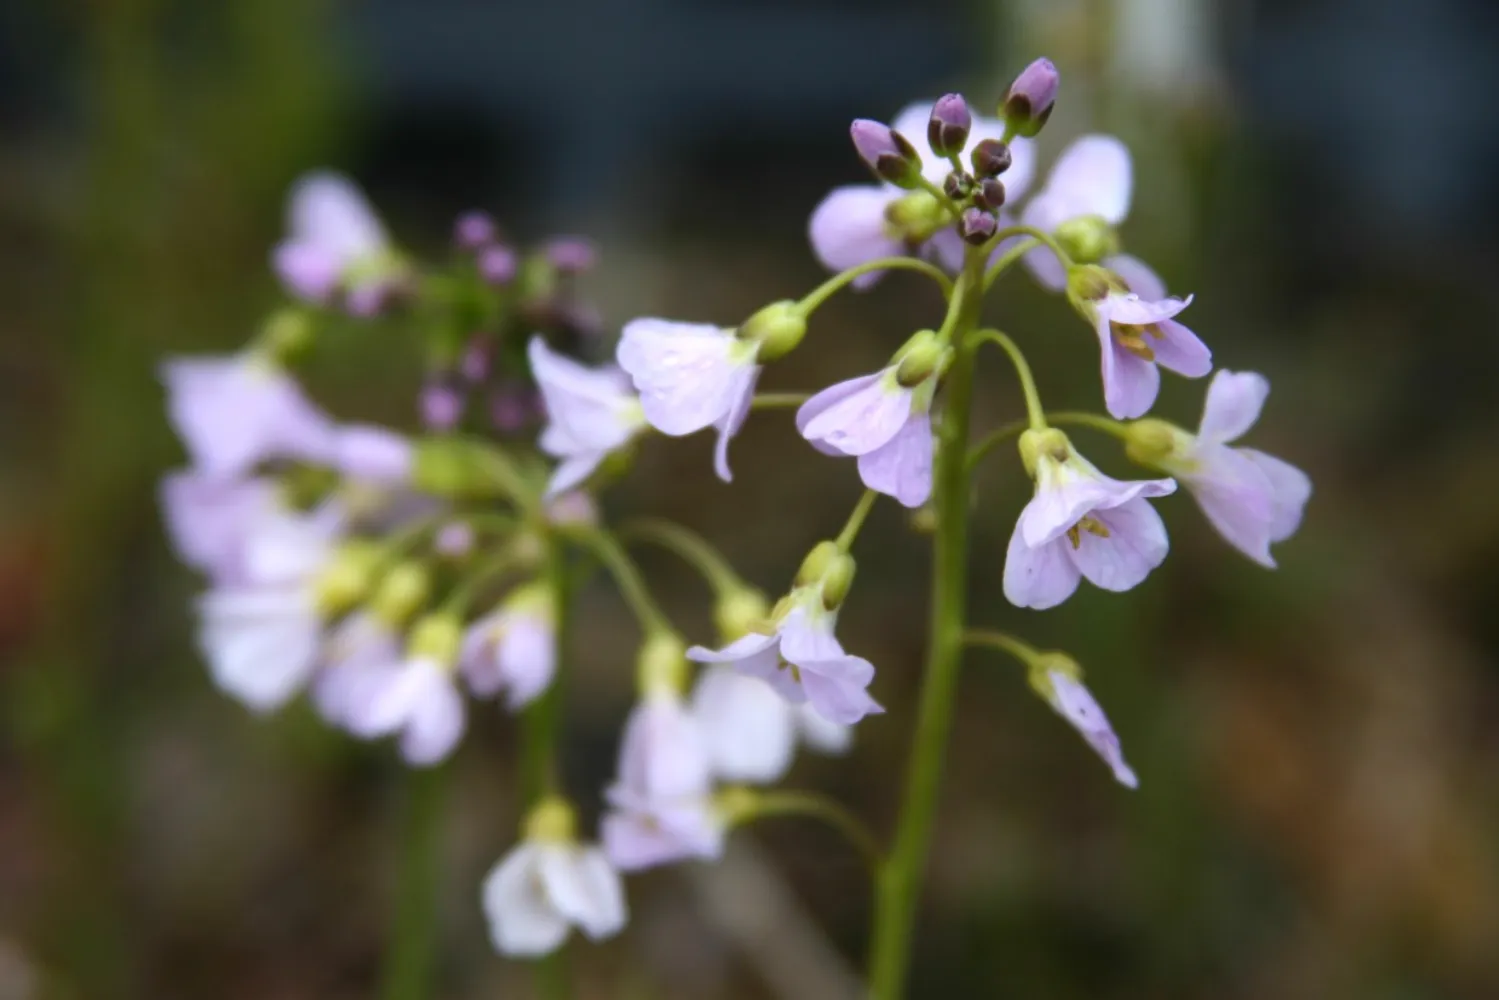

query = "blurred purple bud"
[[454, 211, 497, 251], [850, 119, 921, 189], [975, 178, 1007, 211], [478, 245, 518, 285], [927, 93, 972, 157], [491, 384, 537, 433], [942, 171, 973, 201], [959, 207, 997, 246], [434, 521, 476, 558], [970, 139, 1012, 178], [345, 281, 392, 318], [544, 237, 598, 274], [1003, 58, 1059, 138], [460, 338, 491, 382], [421, 381, 464, 430]]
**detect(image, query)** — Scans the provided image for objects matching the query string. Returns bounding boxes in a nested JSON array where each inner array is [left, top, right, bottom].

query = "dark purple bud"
[[477, 245, 518, 285], [850, 119, 922, 189], [975, 178, 1007, 211], [544, 237, 598, 274], [959, 207, 997, 246], [454, 211, 497, 250], [942, 170, 973, 201], [460, 338, 491, 382], [1002, 58, 1059, 138], [421, 381, 464, 431], [970, 139, 1012, 178], [927, 94, 972, 157]]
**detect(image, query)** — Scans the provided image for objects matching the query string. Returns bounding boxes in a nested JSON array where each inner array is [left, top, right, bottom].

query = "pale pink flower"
[[482, 838, 626, 957], [1005, 437, 1176, 609], [352, 655, 466, 766], [1021, 135, 1140, 290], [461, 584, 557, 709], [333, 425, 413, 484], [616, 319, 760, 482], [1161, 370, 1312, 567], [159, 471, 280, 583], [272, 172, 402, 314], [312, 612, 404, 729], [797, 366, 934, 507], [1092, 290, 1212, 419], [1037, 669, 1138, 788], [529, 336, 643, 497], [688, 664, 852, 784]]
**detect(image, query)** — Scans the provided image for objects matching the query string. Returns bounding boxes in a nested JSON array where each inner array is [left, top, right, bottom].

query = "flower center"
[[777, 659, 804, 684], [1111, 322, 1164, 360], [1066, 515, 1110, 549]]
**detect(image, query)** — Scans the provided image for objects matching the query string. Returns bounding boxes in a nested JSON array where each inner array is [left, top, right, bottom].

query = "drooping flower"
[[1134, 370, 1311, 567], [1004, 429, 1176, 610], [601, 686, 723, 872], [194, 503, 348, 711], [159, 471, 280, 582], [1021, 135, 1145, 290], [350, 615, 466, 766], [616, 319, 760, 482], [482, 798, 626, 957], [461, 583, 557, 709], [529, 336, 644, 497], [796, 334, 945, 507], [1030, 660, 1137, 788], [1077, 278, 1213, 420], [272, 172, 403, 315], [312, 611, 404, 730], [688, 664, 852, 784], [808, 100, 1037, 288], [161, 354, 337, 480], [333, 425, 414, 484]]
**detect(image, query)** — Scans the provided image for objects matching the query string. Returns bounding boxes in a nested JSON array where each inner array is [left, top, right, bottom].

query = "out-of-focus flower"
[[530, 336, 644, 497], [461, 583, 557, 709], [1029, 658, 1137, 787], [688, 664, 851, 784], [1021, 135, 1147, 290], [272, 172, 404, 315]]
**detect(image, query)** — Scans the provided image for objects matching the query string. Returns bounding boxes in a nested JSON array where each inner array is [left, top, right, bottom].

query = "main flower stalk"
[[867, 248, 985, 996]]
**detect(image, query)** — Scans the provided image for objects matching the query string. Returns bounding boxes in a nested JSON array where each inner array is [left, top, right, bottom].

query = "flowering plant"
[[160, 58, 1309, 997]]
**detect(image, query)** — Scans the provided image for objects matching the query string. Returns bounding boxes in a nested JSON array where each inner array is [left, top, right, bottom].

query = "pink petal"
[[1150, 320, 1213, 378], [713, 364, 760, 483], [1048, 672, 1138, 788], [807, 185, 904, 287], [1103, 253, 1166, 300], [798, 657, 883, 726], [1239, 448, 1311, 544], [1003, 523, 1082, 610], [1186, 447, 1279, 568], [286, 172, 388, 260], [1197, 369, 1269, 445], [796, 372, 885, 456], [616, 319, 741, 436], [857, 411, 933, 507], [1097, 320, 1162, 420], [1045, 135, 1132, 224], [1066, 497, 1170, 592], [272, 242, 341, 302], [799, 368, 909, 456]]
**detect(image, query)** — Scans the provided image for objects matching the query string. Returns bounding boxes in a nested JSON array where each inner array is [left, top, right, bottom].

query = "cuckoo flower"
[[796, 333, 945, 507], [312, 611, 404, 731], [461, 583, 558, 709], [688, 664, 852, 785], [162, 354, 337, 480], [1132, 370, 1311, 567], [616, 319, 760, 482], [349, 615, 466, 766], [483, 799, 627, 957], [1030, 659, 1138, 788], [1005, 429, 1176, 609], [194, 503, 348, 712], [530, 336, 644, 497], [1021, 135, 1155, 291], [332, 425, 414, 484], [159, 472, 280, 583], [1073, 271, 1213, 419], [272, 172, 403, 315], [808, 100, 1036, 288], [601, 686, 723, 871]]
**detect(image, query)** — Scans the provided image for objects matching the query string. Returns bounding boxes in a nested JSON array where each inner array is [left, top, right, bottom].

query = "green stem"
[[521, 534, 571, 999], [835, 489, 880, 552], [867, 246, 986, 998], [380, 763, 450, 1000], [970, 329, 1045, 431], [966, 418, 1029, 471], [749, 791, 883, 874], [620, 519, 742, 595], [913, 175, 963, 220], [1046, 410, 1133, 441], [981, 237, 1040, 291], [982, 224, 1071, 280], [750, 392, 812, 410], [797, 257, 953, 314], [584, 528, 673, 636], [963, 629, 1040, 668]]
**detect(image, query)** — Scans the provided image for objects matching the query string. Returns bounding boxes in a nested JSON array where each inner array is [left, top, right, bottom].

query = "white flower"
[[688, 664, 852, 784], [797, 364, 936, 508], [460, 584, 557, 709], [312, 612, 403, 730], [529, 336, 644, 497], [482, 839, 626, 957], [351, 655, 466, 766]]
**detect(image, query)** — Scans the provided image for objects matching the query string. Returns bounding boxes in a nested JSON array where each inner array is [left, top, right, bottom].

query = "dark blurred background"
[[4, 0, 1499, 997]]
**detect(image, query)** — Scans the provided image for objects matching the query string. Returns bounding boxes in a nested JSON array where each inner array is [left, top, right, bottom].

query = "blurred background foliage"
[[3, 0, 1499, 997]]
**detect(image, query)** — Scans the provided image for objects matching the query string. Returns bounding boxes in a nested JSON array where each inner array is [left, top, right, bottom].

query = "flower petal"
[[539, 844, 627, 940], [778, 606, 843, 663], [713, 364, 760, 483], [1098, 323, 1162, 420], [1197, 369, 1269, 445], [799, 368, 908, 455], [1185, 446, 1278, 567], [1149, 319, 1213, 378], [617, 319, 742, 436], [796, 372, 885, 456], [857, 410, 933, 507], [1067, 497, 1170, 592], [483, 844, 570, 957], [1239, 448, 1312, 544], [1044, 135, 1132, 223], [807, 185, 904, 287], [689, 665, 796, 784], [399, 671, 466, 766], [286, 172, 388, 261], [1103, 253, 1165, 301], [1047, 671, 1138, 788], [1003, 524, 1081, 610], [798, 656, 883, 726]]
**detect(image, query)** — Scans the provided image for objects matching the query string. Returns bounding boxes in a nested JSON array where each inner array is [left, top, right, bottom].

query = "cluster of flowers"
[[160, 57, 1311, 966]]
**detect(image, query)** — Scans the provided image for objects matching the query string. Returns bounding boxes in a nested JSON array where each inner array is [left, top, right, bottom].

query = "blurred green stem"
[[381, 763, 450, 1000], [867, 246, 985, 997]]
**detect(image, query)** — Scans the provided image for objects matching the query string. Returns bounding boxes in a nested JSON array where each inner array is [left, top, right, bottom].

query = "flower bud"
[[739, 300, 806, 362], [636, 631, 689, 695], [1018, 427, 1071, 479], [1002, 58, 1059, 138], [819, 553, 857, 611], [1026, 650, 1082, 700], [927, 93, 972, 157], [372, 561, 431, 625], [1054, 215, 1119, 266], [543, 237, 597, 274], [454, 211, 497, 251], [974, 178, 1006, 212], [1122, 418, 1181, 468], [959, 207, 997, 246], [523, 795, 577, 843], [408, 612, 463, 665], [885, 192, 946, 242], [258, 308, 315, 364], [969, 139, 1012, 178], [1064, 264, 1118, 316], [478, 245, 518, 285], [460, 338, 491, 382], [893, 329, 945, 387], [850, 119, 923, 189], [313, 542, 382, 615], [714, 587, 771, 643], [715, 786, 762, 827], [421, 379, 463, 431], [795, 541, 840, 588], [942, 170, 973, 201]]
